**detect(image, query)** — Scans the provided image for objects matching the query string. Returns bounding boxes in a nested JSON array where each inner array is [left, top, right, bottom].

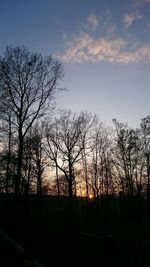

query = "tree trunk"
[[6, 117, 12, 193], [37, 161, 42, 195], [82, 148, 89, 198], [56, 164, 60, 197], [68, 179, 73, 198], [15, 134, 23, 195]]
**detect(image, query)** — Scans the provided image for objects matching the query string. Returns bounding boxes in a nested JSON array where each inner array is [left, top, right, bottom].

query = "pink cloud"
[[86, 13, 99, 30], [56, 33, 150, 64], [123, 10, 143, 27]]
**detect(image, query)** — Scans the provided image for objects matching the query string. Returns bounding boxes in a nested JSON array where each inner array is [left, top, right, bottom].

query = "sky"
[[0, 0, 150, 128]]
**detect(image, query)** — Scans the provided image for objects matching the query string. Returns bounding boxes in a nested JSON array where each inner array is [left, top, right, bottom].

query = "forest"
[[0, 46, 150, 266]]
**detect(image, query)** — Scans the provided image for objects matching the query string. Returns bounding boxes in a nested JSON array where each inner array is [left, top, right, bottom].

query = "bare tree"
[[89, 120, 114, 197], [45, 110, 92, 198], [0, 46, 63, 194], [113, 119, 142, 196], [31, 123, 48, 195], [21, 123, 47, 195], [0, 111, 17, 192], [79, 114, 96, 198], [140, 116, 150, 200]]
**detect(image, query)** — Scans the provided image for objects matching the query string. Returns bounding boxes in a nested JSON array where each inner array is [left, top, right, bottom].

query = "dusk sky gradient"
[[0, 0, 150, 127]]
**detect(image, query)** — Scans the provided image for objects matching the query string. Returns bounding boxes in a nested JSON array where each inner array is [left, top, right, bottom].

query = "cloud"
[[86, 13, 99, 30], [83, 10, 117, 40], [56, 9, 149, 65], [123, 10, 143, 27], [132, 0, 150, 7], [56, 33, 150, 64]]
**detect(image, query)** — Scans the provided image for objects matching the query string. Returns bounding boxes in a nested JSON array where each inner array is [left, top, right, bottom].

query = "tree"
[[79, 113, 96, 198], [31, 123, 48, 195], [22, 124, 47, 195], [0, 46, 63, 194], [113, 119, 142, 196], [45, 110, 92, 198], [0, 111, 17, 193], [140, 116, 150, 200], [89, 121, 114, 197]]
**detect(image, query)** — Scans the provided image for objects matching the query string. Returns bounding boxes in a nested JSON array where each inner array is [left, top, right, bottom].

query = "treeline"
[[0, 46, 150, 201]]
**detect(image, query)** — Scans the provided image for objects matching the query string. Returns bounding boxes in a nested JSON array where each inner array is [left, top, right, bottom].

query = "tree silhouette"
[[0, 46, 63, 194]]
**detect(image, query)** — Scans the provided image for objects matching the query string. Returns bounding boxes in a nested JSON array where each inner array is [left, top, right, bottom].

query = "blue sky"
[[0, 0, 150, 127]]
